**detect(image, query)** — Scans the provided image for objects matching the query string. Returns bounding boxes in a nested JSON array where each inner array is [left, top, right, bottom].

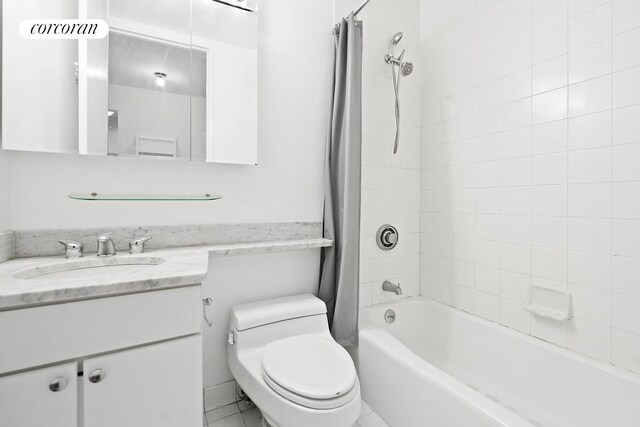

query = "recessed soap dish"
[[524, 285, 573, 322]]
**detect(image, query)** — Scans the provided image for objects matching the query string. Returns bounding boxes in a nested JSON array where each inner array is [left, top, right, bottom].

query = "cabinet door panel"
[[84, 335, 202, 427], [0, 362, 78, 427]]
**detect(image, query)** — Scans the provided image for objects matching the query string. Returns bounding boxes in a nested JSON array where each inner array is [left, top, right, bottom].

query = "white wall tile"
[[612, 329, 640, 374], [502, 9, 532, 47], [476, 265, 501, 295], [502, 39, 532, 75], [532, 55, 568, 95], [568, 217, 612, 254], [501, 270, 531, 302], [568, 111, 612, 150], [613, 28, 640, 71], [533, 88, 568, 124], [533, 24, 568, 64], [570, 283, 612, 325], [501, 242, 532, 274], [568, 250, 612, 289], [612, 0, 640, 35], [613, 182, 640, 219], [419, 0, 633, 372], [613, 66, 640, 108], [568, 183, 612, 218], [502, 69, 532, 103], [501, 157, 531, 186], [532, 246, 567, 281], [568, 39, 612, 84], [568, 147, 611, 184], [532, 216, 567, 248], [502, 127, 532, 158], [502, 215, 532, 245], [532, 120, 568, 154], [613, 104, 640, 145], [613, 256, 640, 297], [567, 319, 611, 362], [453, 284, 476, 312], [532, 152, 567, 185], [501, 298, 531, 333], [568, 3, 612, 51], [502, 98, 532, 130], [613, 219, 640, 258], [613, 143, 640, 181], [502, 187, 532, 215], [532, 316, 567, 346], [613, 292, 640, 335], [475, 291, 501, 321], [533, 0, 568, 34], [568, 75, 612, 117], [532, 185, 567, 216], [568, 0, 610, 18]]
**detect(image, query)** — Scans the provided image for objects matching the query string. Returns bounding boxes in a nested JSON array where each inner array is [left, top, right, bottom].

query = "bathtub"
[[353, 297, 640, 427]]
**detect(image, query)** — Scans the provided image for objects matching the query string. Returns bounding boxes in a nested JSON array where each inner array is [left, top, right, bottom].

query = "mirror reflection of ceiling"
[[109, 33, 206, 97], [109, 0, 258, 50], [108, 0, 191, 34], [192, 0, 258, 49]]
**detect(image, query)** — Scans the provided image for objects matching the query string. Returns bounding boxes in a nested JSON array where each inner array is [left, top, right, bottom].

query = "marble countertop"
[[0, 238, 332, 310]]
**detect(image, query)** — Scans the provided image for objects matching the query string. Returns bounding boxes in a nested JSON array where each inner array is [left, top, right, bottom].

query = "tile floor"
[[204, 399, 389, 427]]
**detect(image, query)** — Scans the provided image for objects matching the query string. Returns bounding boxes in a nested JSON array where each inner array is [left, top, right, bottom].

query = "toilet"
[[227, 294, 361, 427]]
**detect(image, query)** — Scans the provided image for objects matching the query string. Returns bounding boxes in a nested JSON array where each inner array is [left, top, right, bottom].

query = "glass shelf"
[[68, 193, 222, 201]]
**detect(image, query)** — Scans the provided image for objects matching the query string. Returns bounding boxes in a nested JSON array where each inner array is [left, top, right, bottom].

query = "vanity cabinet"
[[0, 362, 78, 427], [84, 336, 201, 427], [0, 286, 203, 426]]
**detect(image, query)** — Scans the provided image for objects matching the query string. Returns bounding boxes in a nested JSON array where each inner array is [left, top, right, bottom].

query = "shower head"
[[391, 32, 404, 45], [401, 61, 414, 76]]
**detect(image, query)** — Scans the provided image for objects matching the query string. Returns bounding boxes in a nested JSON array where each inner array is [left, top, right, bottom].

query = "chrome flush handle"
[[203, 298, 213, 327]]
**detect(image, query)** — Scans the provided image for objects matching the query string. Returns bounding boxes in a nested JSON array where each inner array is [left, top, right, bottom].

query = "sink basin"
[[14, 256, 166, 280]]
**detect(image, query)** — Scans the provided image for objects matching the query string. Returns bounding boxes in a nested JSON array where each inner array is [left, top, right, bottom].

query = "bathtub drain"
[[384, 309, 396, 324]]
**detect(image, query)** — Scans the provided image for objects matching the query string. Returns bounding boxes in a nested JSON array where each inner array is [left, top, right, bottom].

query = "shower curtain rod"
[[354, 0, 373, 16]]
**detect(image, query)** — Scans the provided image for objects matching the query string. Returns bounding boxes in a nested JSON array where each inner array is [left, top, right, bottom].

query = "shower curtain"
[[318, 14, 363, 347]]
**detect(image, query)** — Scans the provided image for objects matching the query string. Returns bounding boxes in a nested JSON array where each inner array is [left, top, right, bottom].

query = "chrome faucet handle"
[[129, 236, 152, 254], [58, 240, 84, 259], [97, 233, 116, 257]]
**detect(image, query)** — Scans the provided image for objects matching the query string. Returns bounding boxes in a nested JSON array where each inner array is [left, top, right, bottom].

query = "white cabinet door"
[[0, 362, 78, 427], [83, 335, 202, 427]]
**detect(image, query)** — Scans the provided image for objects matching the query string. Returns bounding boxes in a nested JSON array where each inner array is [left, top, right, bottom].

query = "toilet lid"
[[261, 335, 357, 402]]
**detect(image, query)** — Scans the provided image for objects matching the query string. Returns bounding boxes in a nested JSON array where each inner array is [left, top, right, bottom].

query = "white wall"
[[2, 0, 332, 230], [334, 0, 422, 308], [420, 0, 640, 375], [0, 150, 9, 231], [108, 84, 200, 159]]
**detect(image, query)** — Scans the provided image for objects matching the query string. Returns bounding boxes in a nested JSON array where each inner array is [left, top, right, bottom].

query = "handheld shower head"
[[401, 61, 414, 76], [391, 32, 404, 45]]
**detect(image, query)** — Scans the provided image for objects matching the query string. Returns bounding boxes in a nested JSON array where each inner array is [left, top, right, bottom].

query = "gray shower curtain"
[[318, 14, 363, 347]]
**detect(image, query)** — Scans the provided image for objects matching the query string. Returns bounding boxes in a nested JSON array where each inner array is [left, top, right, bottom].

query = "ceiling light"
[[154, 72, 167, 87]]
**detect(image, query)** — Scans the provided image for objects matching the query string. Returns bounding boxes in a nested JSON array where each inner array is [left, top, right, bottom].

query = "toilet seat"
[[261, 334, 358, 410]]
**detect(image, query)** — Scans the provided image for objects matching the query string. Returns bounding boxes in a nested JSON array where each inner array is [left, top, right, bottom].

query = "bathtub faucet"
[[382, 280, 402, 296]]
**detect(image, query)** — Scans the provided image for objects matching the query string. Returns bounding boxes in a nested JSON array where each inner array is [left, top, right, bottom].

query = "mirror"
[[1, 0, 258, 164]]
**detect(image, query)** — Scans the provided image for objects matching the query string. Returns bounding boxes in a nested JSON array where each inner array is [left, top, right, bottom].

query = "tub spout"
[[382, 280, 402, 295]]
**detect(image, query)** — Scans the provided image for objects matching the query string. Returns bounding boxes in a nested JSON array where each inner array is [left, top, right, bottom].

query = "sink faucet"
[[382, 280, 402, 295], [97, 233, 116, 257], [58, 240, 84, 259]]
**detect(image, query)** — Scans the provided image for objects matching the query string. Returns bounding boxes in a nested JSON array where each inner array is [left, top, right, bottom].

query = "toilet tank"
[[229, 294, 331, 349]]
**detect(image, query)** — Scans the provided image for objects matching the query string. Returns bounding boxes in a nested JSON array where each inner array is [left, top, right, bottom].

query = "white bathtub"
[[353, 297, 640, 427]]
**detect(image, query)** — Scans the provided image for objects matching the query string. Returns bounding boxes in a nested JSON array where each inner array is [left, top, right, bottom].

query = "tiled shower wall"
[[334, 0, 422, 307], [420, 0, 640, 375]]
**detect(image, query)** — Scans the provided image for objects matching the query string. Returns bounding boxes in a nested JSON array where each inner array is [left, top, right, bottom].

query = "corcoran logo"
[[19, 19, 109, 39]]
